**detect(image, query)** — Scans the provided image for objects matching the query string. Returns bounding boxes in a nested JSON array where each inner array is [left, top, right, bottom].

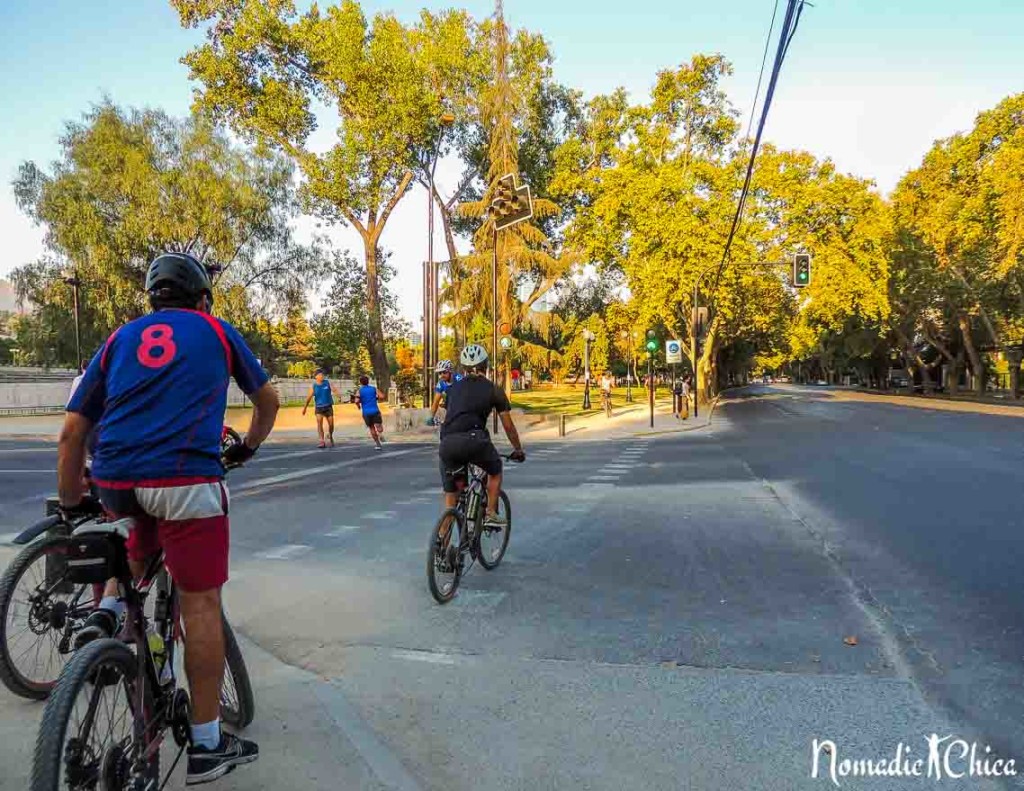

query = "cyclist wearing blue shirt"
[[302, 369, 340, 448], [355, 375, 386, 450], [58, 252, 278, 784], [427, 359, 455, 426]]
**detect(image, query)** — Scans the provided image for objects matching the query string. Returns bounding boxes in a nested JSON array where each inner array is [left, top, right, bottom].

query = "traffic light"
[[645, 329, 658, 353], [498, 320, 513, 350], [793, 253, 811, 288]]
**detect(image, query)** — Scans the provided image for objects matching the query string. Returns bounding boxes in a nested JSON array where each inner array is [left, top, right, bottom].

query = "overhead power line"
[[711, 0, 809, 295], [745, 0, 781, 143]]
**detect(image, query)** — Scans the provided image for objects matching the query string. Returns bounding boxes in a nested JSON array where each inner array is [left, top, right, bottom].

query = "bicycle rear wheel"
[[220, 613, 255, 729], [0, 534, 93, 700], [427, 509, 464, 604], [31, 638, 159, 791], [476, 490, 511, 570]]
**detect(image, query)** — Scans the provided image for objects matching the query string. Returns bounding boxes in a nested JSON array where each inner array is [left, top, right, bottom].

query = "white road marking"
[[582, 482, 615, 489], [233, 448, 420, 493], [391, 649, 459, 666], [0, 533, 22, 545], [587, 476, 620, 482], [364, 511, 397, 520], [252, 448, 339, 463], [0, 448, 57, 454], [603, 464, 632, 470], [0, 469, 52, 473], [256, 544, 312, 560], [324, 525, 362, 536], [556, 505, 588, 513]]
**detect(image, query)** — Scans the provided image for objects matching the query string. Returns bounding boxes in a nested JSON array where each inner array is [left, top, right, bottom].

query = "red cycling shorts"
[[96, 480, 230, 592]]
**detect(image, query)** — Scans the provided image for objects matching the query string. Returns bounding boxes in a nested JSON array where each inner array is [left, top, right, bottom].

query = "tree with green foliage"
[[456, 1, 572, 391], [11, 101, 320, 366], [174, 0, 478, 389]]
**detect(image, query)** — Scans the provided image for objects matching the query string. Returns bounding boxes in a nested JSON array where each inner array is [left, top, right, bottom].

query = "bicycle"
[[601, 389, 612, 418], [0, 493, 104, 699], [1, 430, 253, 721], [29, 449, 257, 789], [426, 454, 520, 604]]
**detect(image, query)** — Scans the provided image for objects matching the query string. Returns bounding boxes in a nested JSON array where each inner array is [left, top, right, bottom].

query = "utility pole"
[[64, 272, 82, 367]]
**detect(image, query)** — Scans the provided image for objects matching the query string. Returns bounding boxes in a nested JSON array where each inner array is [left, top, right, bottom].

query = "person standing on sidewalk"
[[355, 375, 386, 450], [672, 378, 683, 419], [682, 375, 692, 419], [301, 369, 340, 448]]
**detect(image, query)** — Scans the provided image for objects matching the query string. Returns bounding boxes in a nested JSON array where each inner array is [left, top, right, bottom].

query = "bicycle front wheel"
[[427, 509, 464, 603], [0, 534, 92, 700], [476, 490, 511, 570], [31, 638, 159, 791]]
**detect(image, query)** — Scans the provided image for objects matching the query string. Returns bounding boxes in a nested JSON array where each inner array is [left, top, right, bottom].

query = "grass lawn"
[[512, 384, 669, 416]]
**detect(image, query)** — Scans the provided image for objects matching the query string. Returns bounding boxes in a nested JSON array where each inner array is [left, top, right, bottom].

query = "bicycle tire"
[[0, 534, 86, 700], [31, 638, 158, 791], [427, 508, 464, 604], [476, 490, 512, 571], [220, 612, 255, 729]]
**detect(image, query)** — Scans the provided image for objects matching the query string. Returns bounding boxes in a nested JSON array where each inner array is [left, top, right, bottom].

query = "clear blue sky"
[[3, 0, 1023, 322]]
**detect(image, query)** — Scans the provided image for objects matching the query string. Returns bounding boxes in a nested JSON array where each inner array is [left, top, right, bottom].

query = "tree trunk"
[[363, 242, 391, 391], [958, 314, 985, 395]]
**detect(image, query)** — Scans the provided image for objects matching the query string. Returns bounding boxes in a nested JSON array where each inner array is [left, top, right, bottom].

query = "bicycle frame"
[[116, 549, 180, 772]]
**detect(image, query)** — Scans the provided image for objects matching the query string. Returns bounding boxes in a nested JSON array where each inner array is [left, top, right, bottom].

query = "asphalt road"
[[0, 389, 1021, 789]]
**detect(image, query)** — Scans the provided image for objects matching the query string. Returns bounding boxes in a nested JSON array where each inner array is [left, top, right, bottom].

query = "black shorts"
[[315, 405, 334, 418], [362, 410, 383, 428], [438, 430, 502, 493]]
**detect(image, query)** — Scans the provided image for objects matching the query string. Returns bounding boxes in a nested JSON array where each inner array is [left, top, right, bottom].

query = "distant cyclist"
[[59, 252, 278, 784], [355, 375, 386, 450], [426, 359, 455, 426], [438, 344, 525, 526], [302, 368, 341, 448]]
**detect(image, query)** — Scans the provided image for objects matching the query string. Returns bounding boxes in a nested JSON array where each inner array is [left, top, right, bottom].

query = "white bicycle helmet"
[[435, 359, 454, 373], [459, 343, 489, 368]]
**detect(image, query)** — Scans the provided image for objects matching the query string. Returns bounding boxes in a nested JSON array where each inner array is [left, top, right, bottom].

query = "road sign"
[[491, 173, 533, 230], [665, 340, 682, 364]]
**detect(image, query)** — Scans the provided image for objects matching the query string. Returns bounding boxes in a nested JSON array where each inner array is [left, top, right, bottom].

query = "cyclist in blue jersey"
[[426, 359, 455, 426], [301, 368, 341, 448], [355, 375, 385, 450], [58, 252, 279, 784]]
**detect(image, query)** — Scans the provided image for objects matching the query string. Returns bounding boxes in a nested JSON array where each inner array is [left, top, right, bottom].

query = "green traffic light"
[[645, 340, 657, 352]]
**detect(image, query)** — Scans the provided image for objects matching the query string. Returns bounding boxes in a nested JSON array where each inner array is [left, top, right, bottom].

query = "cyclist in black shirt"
[[439, 344, 525, 528]]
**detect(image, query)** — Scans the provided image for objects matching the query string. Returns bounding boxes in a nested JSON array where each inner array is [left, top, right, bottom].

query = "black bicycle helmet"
[[145, 252, 214, 307]]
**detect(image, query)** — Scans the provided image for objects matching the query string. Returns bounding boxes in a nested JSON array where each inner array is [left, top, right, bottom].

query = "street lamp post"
[[424, 111, 456, 407], [582, 329, 595, 410], [63, 272, 82, 367]]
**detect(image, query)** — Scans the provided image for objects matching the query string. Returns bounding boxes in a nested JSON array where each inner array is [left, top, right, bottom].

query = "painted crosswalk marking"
[[324, 525, 361, 536], [256, 544, 312, 560], [364, 511, 397, 520]]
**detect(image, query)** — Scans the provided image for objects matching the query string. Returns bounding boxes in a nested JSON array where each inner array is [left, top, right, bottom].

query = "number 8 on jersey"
[[137, 324, 177, 369]]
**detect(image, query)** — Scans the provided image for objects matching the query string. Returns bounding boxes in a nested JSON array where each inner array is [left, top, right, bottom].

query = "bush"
[[287, 360, 317, 379], [393, 368, 421, 406]]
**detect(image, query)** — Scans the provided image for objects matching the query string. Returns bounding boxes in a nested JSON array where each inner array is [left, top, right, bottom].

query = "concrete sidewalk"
[[0, 628, 410, 791]]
